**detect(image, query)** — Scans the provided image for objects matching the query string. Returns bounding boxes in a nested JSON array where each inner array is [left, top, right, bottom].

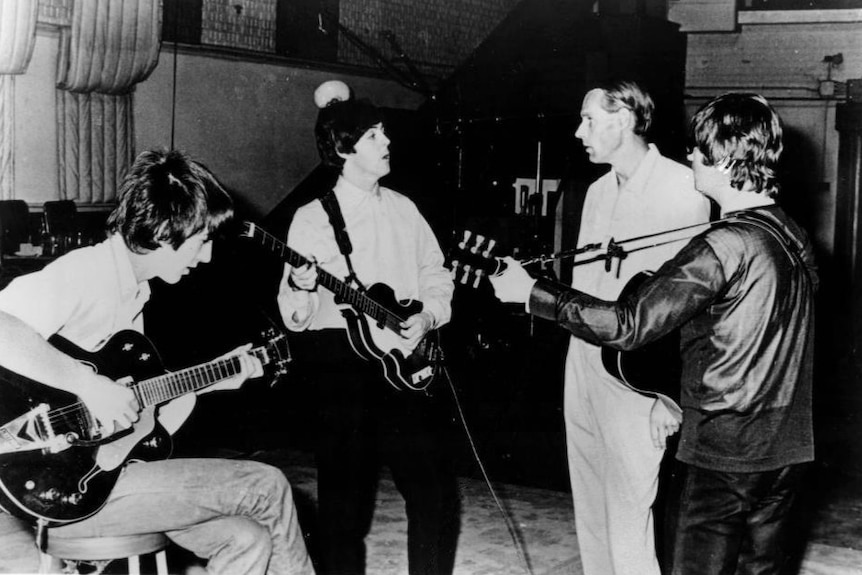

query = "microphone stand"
[[520, 220, 717, 271]]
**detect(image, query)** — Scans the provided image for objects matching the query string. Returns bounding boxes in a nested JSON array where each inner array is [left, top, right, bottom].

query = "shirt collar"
[[614, 143, 660, 194], [107, 233, 151, 303], [334, 176, 380, 208]]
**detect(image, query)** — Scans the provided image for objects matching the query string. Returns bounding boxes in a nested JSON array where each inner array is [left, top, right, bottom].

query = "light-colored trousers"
[[1, 458, 313, 575], [564, 340, 665, 575]]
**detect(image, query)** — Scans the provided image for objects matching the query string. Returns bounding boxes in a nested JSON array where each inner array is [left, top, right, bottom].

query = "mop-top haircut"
[[315, 97, 384, 168], [689, 93, 784, 198], [106, 149, 234, 253]]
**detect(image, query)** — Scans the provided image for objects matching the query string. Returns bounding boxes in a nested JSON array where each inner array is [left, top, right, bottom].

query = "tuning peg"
[[449, 262, 460, 280], [471, 234, 484, 254], [482, 238, 496, 258], [458, 230, 472, 250], [460, 264, 472, 284], [472, 269, 484, 289]]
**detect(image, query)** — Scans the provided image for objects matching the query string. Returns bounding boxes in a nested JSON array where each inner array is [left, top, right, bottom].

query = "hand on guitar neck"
[[0, 329, 290, 524], [449, 231, 538, 302], [282, 261, 434, 347], [246, 221, 439, 392], [448, 230, 507, 289], [448, 230, 683, 408]]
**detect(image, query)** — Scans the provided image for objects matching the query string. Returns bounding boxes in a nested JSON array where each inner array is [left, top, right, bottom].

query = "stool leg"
[[155, 549, 169, 575], [128, 554, 141, 575], [38, 551, 62, 574]]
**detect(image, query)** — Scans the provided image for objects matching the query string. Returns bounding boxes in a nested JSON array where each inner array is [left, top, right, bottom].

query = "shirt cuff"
[[420, 299, 449, 329]]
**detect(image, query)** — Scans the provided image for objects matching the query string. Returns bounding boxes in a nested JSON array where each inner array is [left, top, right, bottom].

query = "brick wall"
[[201, 0, 277, 53], [339, 0, 521, 82], [164, 0, 521, 83]]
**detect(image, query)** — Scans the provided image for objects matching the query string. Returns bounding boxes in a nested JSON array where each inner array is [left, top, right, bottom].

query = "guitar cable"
[[439, 355, 535, 575]]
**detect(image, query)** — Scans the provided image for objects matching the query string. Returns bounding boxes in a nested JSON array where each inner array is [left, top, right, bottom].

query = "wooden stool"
[[38, 532, 169, 574]]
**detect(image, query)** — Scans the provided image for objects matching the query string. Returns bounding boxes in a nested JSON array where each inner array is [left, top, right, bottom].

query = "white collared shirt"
[[573, 144, 711, 298], [0, 233, 150, 350], [282, 176, 453, 332]]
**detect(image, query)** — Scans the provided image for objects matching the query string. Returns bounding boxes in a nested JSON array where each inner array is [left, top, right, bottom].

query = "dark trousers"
[[669, 463, 808, 575], [301, 330, 459, 575]]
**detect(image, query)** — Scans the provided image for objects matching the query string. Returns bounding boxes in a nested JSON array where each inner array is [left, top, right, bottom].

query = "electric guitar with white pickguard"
[[0, 328, 290, 525]]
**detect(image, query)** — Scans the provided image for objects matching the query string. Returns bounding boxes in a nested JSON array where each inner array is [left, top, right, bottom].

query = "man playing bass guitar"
[[0, 149, 313, 575], [277, 81, 458, 575]]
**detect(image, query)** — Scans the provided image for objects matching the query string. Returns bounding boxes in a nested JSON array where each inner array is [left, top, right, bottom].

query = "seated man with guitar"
[[490, 93, 816, 575], [276, 81, 458, 575], [0, 149, 313, 575]]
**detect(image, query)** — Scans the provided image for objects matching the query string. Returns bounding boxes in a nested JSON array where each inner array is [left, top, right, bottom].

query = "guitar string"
[[41, 352, 256, 429], [250, 225, 409, 327]]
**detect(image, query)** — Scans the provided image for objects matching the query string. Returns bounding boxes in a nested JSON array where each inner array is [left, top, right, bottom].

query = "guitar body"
[[339, 283, 440, 392], [600, 272, 682, 404], [239, 222, 440, 392], [0, 331, 173, 525]]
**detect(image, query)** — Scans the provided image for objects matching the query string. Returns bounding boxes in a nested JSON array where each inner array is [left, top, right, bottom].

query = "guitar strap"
[[320, 190, 366, 290], [727, 210, 805, 270]]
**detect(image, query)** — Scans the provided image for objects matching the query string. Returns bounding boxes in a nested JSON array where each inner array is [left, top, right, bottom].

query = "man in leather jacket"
[[490, 93, 817, 575]]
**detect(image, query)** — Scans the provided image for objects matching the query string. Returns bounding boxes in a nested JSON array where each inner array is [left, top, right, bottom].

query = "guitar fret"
[[1, 331, 287, 525], [243, 223, 419, 341], [136, 354, 247, 410]]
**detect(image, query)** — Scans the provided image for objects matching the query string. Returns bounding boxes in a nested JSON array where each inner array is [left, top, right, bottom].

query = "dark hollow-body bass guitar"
[[0, 329, 290, 525], [241, 222, 441, 392]]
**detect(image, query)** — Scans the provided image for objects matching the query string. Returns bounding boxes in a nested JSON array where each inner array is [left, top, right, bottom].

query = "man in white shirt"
[[278, 82, 457, 575], [561, 81, 710, 575], [0, 149, 313, 575]]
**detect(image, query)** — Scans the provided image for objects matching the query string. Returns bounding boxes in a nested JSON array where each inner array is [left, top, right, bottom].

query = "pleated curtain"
[[56, 0, 161, 203], [0, 0, 39, 199]]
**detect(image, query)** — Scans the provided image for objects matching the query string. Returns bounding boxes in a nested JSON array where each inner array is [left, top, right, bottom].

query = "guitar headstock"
[[448, 230, 504, 289], [254, 327, 292, 386]]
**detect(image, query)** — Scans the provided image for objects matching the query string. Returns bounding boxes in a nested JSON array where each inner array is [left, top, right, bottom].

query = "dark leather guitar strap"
[[731, 210, 805, 270], [320, 190, 365, 290]]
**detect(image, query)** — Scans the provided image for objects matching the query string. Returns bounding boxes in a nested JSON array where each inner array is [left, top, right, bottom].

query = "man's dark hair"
[[689, 93, 783, 198], [595, 80, 654, 136], [315, 98, 384, 168], [106, 149, 234, 253]]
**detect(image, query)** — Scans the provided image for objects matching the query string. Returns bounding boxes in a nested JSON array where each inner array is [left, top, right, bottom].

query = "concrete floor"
[[245, 447, 862, 575]]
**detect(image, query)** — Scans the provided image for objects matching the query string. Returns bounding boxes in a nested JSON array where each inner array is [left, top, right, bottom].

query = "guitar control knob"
[[25, 480, 35, 490]]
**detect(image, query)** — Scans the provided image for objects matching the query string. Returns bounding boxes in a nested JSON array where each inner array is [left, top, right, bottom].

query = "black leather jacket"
[[529, 206, 817, 472]]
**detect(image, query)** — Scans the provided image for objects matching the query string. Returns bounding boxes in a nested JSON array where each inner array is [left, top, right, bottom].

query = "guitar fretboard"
[[242, 222, 407, 331], [133, 345, 272, 408], [133, 355, 242, 408]]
